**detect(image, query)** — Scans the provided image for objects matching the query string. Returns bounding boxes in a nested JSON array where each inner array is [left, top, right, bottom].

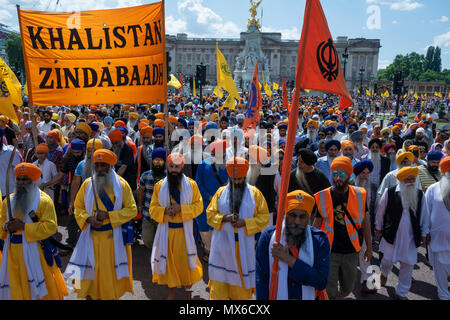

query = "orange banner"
[[18, 1, 167, 106]]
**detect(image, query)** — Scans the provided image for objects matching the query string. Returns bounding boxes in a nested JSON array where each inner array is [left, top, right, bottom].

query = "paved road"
[[56, 214, 440, 300]]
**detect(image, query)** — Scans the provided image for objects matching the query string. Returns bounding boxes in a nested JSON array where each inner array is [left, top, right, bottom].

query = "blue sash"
[[98, 188, 133, 246], [170, 185, 201, 243]]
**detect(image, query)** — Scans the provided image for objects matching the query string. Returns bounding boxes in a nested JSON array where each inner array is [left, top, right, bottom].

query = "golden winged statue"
[[248, 0, 262, 30]]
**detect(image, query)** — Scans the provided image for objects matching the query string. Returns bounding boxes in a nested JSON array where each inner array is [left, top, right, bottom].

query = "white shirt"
[[36, 120, 55, 134], [427, 112, 439, 121], [376, 185, 419, 265], [33, 158, 58, 200], [0, 145, 21, 196], [420, 181, 450, 264]]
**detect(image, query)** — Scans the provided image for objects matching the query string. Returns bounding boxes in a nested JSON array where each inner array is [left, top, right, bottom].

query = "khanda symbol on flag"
[[317, 38, 339, 82]]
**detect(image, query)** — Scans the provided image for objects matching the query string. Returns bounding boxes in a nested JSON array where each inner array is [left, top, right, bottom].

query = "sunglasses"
[[332, 171, 348, 179]]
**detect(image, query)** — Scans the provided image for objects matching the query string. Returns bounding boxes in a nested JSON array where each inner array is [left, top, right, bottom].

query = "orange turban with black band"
[[36, 143, 49, 154], [167, 152, 185, 167], [285, 190, 316, 216], [93, 149, 117, 166], [226, 157, 249, 178], [14, 163, 42, 182], [440, 157, 450, 174], [330, 156, 353, 177], [396, 166, 418, 182]]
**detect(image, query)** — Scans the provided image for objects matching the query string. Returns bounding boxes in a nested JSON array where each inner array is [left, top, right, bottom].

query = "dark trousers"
[[66, 213, 80, 247]]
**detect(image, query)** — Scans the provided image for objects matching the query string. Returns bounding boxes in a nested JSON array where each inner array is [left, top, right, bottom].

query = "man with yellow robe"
[[207, 157, 269, 300], [64, 149, 137, 300], [150, 152, 203, 300], [0, 163, 68, 300]]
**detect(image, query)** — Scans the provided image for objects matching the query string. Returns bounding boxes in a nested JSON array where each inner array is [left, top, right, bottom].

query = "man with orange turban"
[[421, 157, 450, 300], [64, 149, 137, 300], [206, 157, 269, 300], [256, 190, 330, 300], [0, 163, 68, 300], [33, 143, 58, 201], [150, 152, 204, 300], [313, 156, 372, 300], [375, 166, 424, 300]]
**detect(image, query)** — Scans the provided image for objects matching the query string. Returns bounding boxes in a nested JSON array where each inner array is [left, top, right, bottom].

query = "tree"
[[432, 46, 442, 73], [418, 69, 439, 82], [4, 33, 25, 82], [425, 46, 435, 71]]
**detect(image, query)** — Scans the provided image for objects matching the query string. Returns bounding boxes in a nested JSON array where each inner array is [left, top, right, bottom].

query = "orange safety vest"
[[314, 185, 366, 252]]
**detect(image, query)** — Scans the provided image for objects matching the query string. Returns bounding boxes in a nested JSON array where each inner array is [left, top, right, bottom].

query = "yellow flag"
[[304, 89, 310, 93], [381, 92, 385, 98], [413, 92, 418, 100], [357, 89, 360, 94], [372, 89, 375, 96], [213, 86, 223, 98], [216, 43, 239, 102], [384, 90, 390, 98], [193, 76, 196, 96], [258, 82, 262, 90], [223, 93, 236, 109], [366, 89, 371, 96], [167, 74, 182, 89], [403, 93, 407, 98], [262, 73, 272, 97], [0, 58, 21, 123], [273, 82, 279, 90]]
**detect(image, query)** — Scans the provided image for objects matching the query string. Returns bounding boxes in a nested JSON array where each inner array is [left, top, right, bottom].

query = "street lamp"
[[342, 47, 349, 80], [359, 66, 365, 94]]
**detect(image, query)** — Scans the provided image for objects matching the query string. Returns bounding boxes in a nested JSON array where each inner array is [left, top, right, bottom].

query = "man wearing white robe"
[[420, 158, 450, 300]]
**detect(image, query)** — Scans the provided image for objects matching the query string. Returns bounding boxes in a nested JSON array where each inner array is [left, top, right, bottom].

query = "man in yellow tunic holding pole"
[[150, 152, 203, 300], [207, 157, 269, 300], [0, 163, 68, 300], [64, 149, 137, 300]]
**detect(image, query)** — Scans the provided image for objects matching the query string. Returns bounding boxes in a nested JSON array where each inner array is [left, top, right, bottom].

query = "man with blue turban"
[[418, 150, 443, 192], [315, 140, 341, 184]]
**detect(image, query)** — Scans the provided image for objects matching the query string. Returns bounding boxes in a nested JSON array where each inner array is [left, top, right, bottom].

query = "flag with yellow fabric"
[[167, 74, 182, 89], [413, 92, 418, 100], [262, 73, 272, 97], [213, 86, 223, 98], [223, 93, 236, 109], [273, 82, 279, 90], [193, 76, 196, 96], [366, 89, 371, 96], [384, 90, 390, 98], [403, 93, 407, 98], [0, 57, 21, 123], [305, 89, 310, 93], [216, 43, 239, 107]]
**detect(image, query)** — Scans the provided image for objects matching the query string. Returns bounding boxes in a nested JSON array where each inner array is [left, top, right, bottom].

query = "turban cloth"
[[249, 145, 270, 163], [129, 112, 139, 120], [210, 140, 227, 154], [70, 138, 86, 151], [137, 105, 146, 112], [226, 157, 249, 178], [93, 149, 117, 166], [186, 109, 194, 115], [154, 119, 165, 128], [396, 166, 418, 182], [87, 138, 103, 151], [177, 118, 187, 129], [114, 120, 126, 128], [297, 148, 317, 166], [51, 113, 59, 121], [0, 115, 9, 123], [155, 113, 164, 120], [25, 121, 32, 129], [104, 116, 113, 125], [140, 126, 153, 138], [408, 145, 420, 152], [122, 105, 130, 111], [210, 113, 219, 122], [138, 120, 149, 131], [76, 122, 92, 135], [440, 157, 450, 174], [337, 124, 345, 133], [325, 126, 336, 133], [167, 152, 185, 167], [14, 163, 41, 182], [88, 123, 99, 132], [47, 129, 59, 140], [108, 129, 123, 142], [353, 160, 374, 176], [178, 111, 186, 117], [205, 122, 218, 131], [236, 114, 245, 121], [396, 152, 414, 165], [117, 126, 128, 136], [368, 138, 382, 149], [277, 123, 288, 130], [307, 120, 319, 129], [331, 156, 353, 177], [350, 130, 363, 142], [416, 127, 425, 135], [380, 127, 391, 135], [65, 113, 76, 123], [348, 123, 358, 131], [152, 147, 167, 161], [325, 140, 341, 152], [427, 150, 443, 162], [341, 140, 354, 151], [285, 190, 315, 216], [383, 143, 397, 153], [168, 116, 178, 125], [153, 127, 165, 137], [36, 143, 49, 154], [189, 135, 203, 147]]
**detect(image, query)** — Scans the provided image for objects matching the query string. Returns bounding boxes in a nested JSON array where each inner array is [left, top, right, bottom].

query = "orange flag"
[[269, 0, 347, 300], [243, 62, 262, 131], [282, 77, 290, 112], [295, 0, 353, 110]]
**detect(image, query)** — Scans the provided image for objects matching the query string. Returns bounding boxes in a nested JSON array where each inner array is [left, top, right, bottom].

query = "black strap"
[[211, 164, 225, 186]]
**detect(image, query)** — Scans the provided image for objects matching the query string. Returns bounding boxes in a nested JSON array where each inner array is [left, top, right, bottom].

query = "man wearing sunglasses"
[[313, 156, 372, 300]]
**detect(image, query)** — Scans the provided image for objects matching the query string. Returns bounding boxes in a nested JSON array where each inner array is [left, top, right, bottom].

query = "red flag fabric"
[[296, 0, 353, 110], [243, 62, 262, 131], [179, 74, 183, 87], [282, 77, 290, 112]]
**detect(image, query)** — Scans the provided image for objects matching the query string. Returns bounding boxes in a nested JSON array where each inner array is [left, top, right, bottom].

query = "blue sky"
[[1, 0, 449, 70]]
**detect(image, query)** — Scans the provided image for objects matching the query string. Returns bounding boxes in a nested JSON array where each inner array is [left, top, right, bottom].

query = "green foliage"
[[4, 33, 25, 80]]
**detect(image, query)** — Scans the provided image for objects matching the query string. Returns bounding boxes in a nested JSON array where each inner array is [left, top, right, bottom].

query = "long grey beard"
[[229, 182, 246, 214], [247, 164, 261, 186], [295, 167, 313, 195], [82, 155, 93, 179], [355, 142, 364, 151], [308, 129, 317, 142], [285, 224, 306, 248], [94, 170, 113, 195], [13, 183, 37, 220], [399, 182, 418, 215], [112, 143, 123, 158], [440, 173, 450, 211], [142, 143, 152, 163]]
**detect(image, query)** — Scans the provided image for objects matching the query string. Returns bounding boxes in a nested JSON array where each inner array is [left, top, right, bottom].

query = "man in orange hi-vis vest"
[[312, 156, 372, 299]]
